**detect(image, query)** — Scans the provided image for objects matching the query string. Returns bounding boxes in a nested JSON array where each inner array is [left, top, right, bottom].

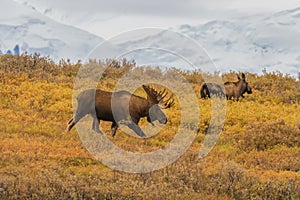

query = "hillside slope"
[[0, 55, 299, 199], [0, 0, 103, 61]]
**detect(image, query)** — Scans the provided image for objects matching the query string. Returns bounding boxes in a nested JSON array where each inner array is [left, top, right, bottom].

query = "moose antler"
[[159, 95, 175, 109], [142, 85, 175, 108]]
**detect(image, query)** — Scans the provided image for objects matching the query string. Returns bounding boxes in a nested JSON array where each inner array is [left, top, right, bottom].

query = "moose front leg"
[[127, 123, 146, 138], [92, 117, 103, 134], [118, 119, 146, 138]]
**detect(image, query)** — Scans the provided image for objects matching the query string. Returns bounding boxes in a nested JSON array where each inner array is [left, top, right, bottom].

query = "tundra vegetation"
[[0, 54, 300, 199]]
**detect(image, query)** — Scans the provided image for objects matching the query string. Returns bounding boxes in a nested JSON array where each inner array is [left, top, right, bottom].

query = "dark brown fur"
[[200, 73, 252, 101], [67, 85, 174, 138]]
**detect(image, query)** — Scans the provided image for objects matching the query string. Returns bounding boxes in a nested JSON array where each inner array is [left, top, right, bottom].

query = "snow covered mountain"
[[174, 8, 300, 75], [113, 8, 300, 76], [3, 0, 300, 77], [0, 0, 103, 62], [84, 7, 300, 76]]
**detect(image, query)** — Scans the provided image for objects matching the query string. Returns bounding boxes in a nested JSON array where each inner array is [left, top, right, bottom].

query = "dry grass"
[[0, 54, 300, 199]]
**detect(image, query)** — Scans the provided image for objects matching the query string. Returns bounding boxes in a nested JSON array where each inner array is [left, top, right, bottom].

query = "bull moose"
[[67, 85, 175, 138], [200, 73, 252, 101]]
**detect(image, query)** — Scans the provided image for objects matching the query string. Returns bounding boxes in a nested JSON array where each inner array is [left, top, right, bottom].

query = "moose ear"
[[237, 74, 241, 80]]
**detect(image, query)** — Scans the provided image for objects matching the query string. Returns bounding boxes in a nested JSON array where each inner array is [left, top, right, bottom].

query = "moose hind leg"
[[67, 117, 74, 131], [68, 118, 73, 125], [67, 115, 82, 131], [67, 119, 75, 132], [67, 112, 87, 132]]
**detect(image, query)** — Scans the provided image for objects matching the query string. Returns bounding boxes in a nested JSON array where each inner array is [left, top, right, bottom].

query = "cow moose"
[[200, 73, 252, 101], [67, 85, 175, 138]]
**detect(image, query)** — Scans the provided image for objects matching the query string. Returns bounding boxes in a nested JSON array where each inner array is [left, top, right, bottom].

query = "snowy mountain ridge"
[[2, 0, 300, 77], [0, 0, 103, 62], [113, 8, 300, 76]]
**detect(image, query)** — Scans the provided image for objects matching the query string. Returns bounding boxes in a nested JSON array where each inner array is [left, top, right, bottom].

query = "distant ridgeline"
[[0, 44, 20, 56]]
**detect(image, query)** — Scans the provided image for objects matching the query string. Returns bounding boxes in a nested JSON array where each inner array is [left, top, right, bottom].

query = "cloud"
[[12, 0, 300, 39], [12, 0, 300, 38], [15, 0, 300, 19]]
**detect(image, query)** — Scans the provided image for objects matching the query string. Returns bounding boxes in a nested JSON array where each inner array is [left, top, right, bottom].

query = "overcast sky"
[[13, 0, 300, 38]]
